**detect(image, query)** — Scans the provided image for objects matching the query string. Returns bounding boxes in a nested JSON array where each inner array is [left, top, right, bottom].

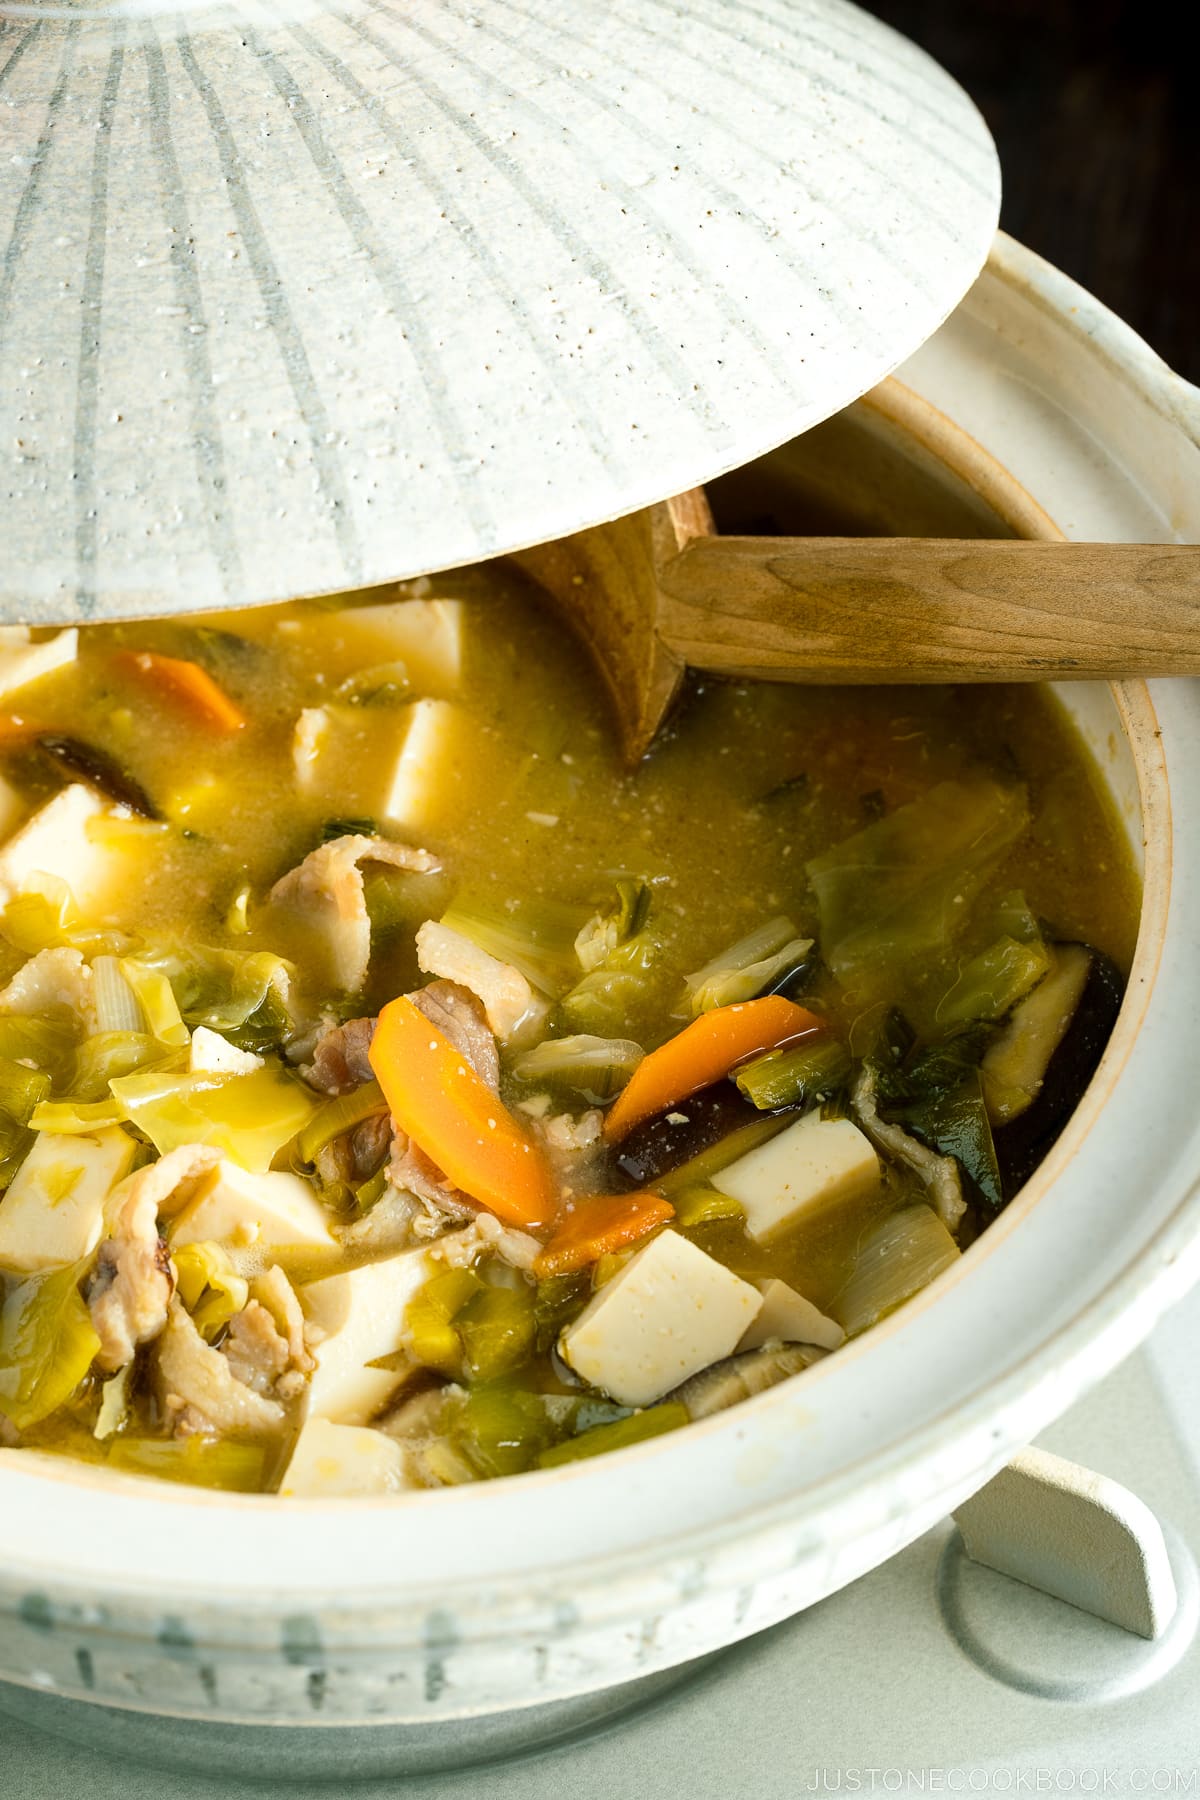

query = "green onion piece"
[[354, 1167, 389, 1213], [537, 1402, 689, 1468], [655, 1112, 793, 1197], [30, 1097, 126, 1134], [107, 1436, 265, 1493], [121, 959, 189, 1048], [452, 1381, 557, 1479], [109, 1063, 318, 1172], [935, 936, 1050, 1028], [511, 1033, 644, 1099], [683, 916, 812, 1015], [671, 1187, 746, 1230], [0, 1262, 100, 1431], [456, 1284, 535, 1383], [833, 1204, 961, 1338], [0, 1057, 52, 1125], [296, 1079, 387, 1164], [735, 1037, 851, 1111]]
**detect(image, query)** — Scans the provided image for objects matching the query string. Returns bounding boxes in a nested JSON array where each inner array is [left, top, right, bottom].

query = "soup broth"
[[0, 572, 1140, 1494]]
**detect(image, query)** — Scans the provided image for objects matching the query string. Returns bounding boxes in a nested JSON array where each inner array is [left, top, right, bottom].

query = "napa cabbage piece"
[[682, 916, 813, 1015], [0, 1261, 100, 1430], [834, 1204, 961, 1337], [0, 1012, 79, 1090], [935, 935, 1050, 1028], [439, 899, 583, 995], [900, 1071, 1004, 1211], [108, 1063, 318, 1172], [574, 879, 651, 975], [806, 779, 1031, 989], [173, 1240, 250, 1341], [120, 959, 189, 1048], [511, 1033, 644, 1100], [559, 930, 660, 1035]]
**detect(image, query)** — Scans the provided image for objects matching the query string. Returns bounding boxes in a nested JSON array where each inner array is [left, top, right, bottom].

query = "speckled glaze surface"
[[1, 235, 1199, 1778], [0, 0, 999, 623]]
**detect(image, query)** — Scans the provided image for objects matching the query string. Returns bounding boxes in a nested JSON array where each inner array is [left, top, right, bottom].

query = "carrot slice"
[[534, 1192, 675, 1277], [369, 995, 557, 1230], [602, 996, 822, 1143], [117, 651, 246, 733]]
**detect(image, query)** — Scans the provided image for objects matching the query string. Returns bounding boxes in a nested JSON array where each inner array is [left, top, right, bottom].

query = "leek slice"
[[121, 960, 189, 1048], [109, 1063, 318, 1172], [671, 1187, 745, 1229], [93, 1362, 132, 1441], [174, 1241, 250, 1341], [735, 1038, 851, 1111], [0, 1261, 100, 1431], [0, 1013, 79, 1089], [71, 1030, 166, 1102], [295, 1079, 386, 1164], [807, 779, 1030, 988], [456, 1283, 535, 1383], [450, 1381, 557, 1478], [92, 957, 142, 1034], [537, 1402, 688, 1468], [683, 917, 812, 1015], [834, 1204, 960, 1338], [0, 1057, 52, 1124], [107, 1436, 264, 1493]]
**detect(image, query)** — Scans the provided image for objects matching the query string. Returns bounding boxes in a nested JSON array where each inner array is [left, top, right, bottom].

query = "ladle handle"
[[653, 537, 1200, 681]]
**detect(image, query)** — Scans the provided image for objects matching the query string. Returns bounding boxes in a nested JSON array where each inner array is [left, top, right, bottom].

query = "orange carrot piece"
[[369, 995, 557, 1230], [534, 1192, 675, 1277], [117, 651, 246, 733], [603, 996, 822, 1143]]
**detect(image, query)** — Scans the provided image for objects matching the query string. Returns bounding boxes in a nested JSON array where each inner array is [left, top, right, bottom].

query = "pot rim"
[[0, 235, 1197, 1638]]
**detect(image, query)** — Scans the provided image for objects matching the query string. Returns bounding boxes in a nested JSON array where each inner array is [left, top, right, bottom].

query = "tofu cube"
[[279, 1417, 414, 1498], [737, 1278, 846, 1353], [330, 600, 463, 693], [300, 1250, 434, 1425], [0, 785, 107, 910], [0, 628, 77, 700], [0, 1128, 137, 1272], [169, 1162, 336, 1254], [559, 1230, 762, 1409], [717, 1113, 880, 1243], [381, 699, 470, 835]]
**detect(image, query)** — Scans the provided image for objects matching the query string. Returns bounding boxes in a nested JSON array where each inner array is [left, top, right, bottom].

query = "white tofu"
[[331, 600, 463, 693], [188, 1027, 263, 1077], [0, 784, 108, 909], [717, 1113, 880, 1243], [415, 919, 545, 1041], [169, 1162, 336, 1254], [559, 1230, 761, 1409], [300, 1250, 434, 1425], [278, 1417, 415, 1498], [382, 699, 470, 835], [0, 1127, 136, 1272], [0, 628, 77, 700], [737, 1278, 846, 1353]]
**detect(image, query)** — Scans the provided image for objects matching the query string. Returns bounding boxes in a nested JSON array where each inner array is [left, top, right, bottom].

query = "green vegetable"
[[107, 1436, 264, 1492], [0, 1057, 52, 1125], [440, 899, 584, 995], [109, 1063, 318, 1172], [1, 882, 76, 956], [353, 1167, 389, 1213], [901, 1073, 1003, 1210], [456, 1283, 535, 1382], [532, 1272, 591, 1351], [901, 1024, 995, 1102], [559, 930, 659, 1035], [120, 959, 189, 1048], [91, 956, 142, 1034], [512, 1033, 644, 1100], [807, 779, 1031, 988], [987, 889, 1042, 945], [0, 1262, 100, 1431], [451, 1381, 556, 1478], [574, 879, 652, 974], [30, 1097, 126, 1134], [71, 1031, 166, 1102], [935, 936, 1050, 1028], [405, 1267, 484, 1378], [537, 1402, 688, 1467], [0, 1012, 79, 1089], [173, 1241, 250, 1341], [671, 1187, 746, 1230], [735, 1037, 851, 1111], [834, 1204, 961, 1338], [683, 916, 812, 1015], [295, 1079, 387, 1164]]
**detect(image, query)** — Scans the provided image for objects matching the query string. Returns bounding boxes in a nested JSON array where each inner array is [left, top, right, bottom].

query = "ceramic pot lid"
[[0, 0, 999, 623]]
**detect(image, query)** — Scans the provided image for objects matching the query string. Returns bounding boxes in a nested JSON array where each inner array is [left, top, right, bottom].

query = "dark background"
[[871, 0, 1198, 382]]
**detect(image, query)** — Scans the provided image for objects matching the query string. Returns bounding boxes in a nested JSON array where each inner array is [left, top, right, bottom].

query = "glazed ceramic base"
[[0, 1655, 712, 1781]]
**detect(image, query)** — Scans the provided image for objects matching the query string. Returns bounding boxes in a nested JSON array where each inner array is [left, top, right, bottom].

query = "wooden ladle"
[[511, 492, 1200, 763]]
